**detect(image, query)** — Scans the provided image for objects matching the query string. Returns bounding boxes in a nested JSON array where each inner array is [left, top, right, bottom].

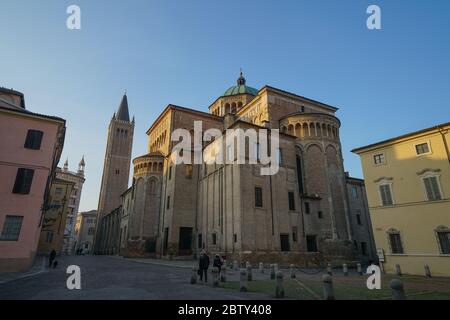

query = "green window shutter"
[[424, 177, 441, 201], [430, 177, 441, 200], [380, 185, 392, 206]]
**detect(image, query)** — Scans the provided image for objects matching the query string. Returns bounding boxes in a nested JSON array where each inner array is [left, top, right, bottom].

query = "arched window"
[[316, 123, 322, 136], [309, 123, 315, 136], [387, 228, 404, 254], [295, 123, 301, 137], [225, 103, 231, 114], [302, 123, 309, 137], [435, 225, 450, 254], [288, 124, 294, 135]]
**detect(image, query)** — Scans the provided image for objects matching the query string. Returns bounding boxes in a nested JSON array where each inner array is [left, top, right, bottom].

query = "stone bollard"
[[190, 266, 197, 284], [290, 264, 296, 279], [357, 263, 362, 276], [327, 263, 332, 275], [212, 267, 219, 287], [233, 260, 239, 271], [390, 279, 406, 300], [270, 264, 276, 279], [240, 269, 247, 292], [424, 265, 431, 278], [275, 271, 285, 298], [343, 263, 348, 276], [395, 264, 402, 276], [220, 265, 227, 282], [247, 263, 252, 281], [259, 262, 264, 273], [322, 274, 335, 300]]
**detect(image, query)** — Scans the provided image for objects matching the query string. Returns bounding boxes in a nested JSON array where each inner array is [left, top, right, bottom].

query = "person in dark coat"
[[198, 251, 210, 282], [49, 249, 56, 267], [213, 254, 223, 273]]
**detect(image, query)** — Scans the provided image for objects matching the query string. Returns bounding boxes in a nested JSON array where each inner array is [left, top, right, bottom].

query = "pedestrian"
[[49, 249, 56, 267], [213, 254, 223, 274], [198, 250, 210, 282], [53, 260, 58, 269]]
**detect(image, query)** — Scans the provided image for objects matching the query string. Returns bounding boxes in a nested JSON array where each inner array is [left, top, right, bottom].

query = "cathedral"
[[94, 73, 376, 265]]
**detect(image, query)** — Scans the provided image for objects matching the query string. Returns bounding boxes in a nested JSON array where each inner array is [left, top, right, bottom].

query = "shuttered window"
[[437, 232, 450, 254], [24, 130, 44, 150], [423, 176, 442, 201], [379, 184, 393, 206], [0, 216, 24, 241], [12, 168, 34, 194], [389, 233, 404, 254]]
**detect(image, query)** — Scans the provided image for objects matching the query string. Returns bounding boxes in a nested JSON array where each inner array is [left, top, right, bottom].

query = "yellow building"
[[352, 122, 450, 276], [38, 179, 75, 255]]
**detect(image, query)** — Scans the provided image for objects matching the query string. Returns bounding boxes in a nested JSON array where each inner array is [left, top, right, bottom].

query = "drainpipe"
[[438, 126, 450, 165]]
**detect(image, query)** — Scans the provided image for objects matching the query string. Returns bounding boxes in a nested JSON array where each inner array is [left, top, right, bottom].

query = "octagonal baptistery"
[[279, 112, 352, 256], [125, 152, 164, 257]]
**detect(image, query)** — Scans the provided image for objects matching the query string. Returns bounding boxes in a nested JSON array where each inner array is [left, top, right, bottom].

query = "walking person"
[[198, 250, 210, 283], [48, 249, 56, 268], [213, 254, 223, 274]]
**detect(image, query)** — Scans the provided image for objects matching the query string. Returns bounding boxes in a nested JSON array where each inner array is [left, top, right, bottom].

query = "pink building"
[[0, 87, 66, 272]]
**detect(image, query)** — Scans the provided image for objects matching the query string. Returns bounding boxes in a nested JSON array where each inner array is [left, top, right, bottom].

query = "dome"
[[223, 71, 258, 97]]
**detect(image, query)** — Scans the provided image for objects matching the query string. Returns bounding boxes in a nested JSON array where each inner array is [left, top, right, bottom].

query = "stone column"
[[240, 269, 247, 292], [270, 264, 276, 279], [275, 271, 284, 298], [220, 265, 227, 282], [322, 274, 335, 300], [259, 262, 264, 273], [343, 263, 348, 276], [395, 264, 402, 276], [390, 279, 406, 300], [327, 263, 332, 275], [212, 267, 219, 287], [357, 263, 362, 276], [233, 260, 239, 271], [190, 266, 197, 284], [424, 265, 431, 278], [246, 263, 252, 281], [290, 264, 296, 279]]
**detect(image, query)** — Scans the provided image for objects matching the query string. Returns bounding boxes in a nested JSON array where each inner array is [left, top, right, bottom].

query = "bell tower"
[[96, 93, 134, 222]]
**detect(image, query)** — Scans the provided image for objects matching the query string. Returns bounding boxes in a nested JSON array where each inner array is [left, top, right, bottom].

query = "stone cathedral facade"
[[96, 74, 375, 265], [95, 73, 374, 266]]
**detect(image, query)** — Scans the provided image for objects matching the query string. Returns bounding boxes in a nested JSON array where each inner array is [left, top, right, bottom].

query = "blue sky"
[[1, 0, 449, 211]]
